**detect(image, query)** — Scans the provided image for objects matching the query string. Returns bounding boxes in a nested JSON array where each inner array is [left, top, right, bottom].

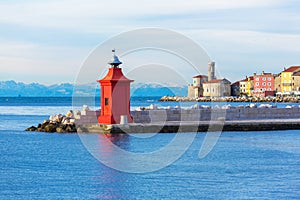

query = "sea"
[[0, 97, 299, 199]]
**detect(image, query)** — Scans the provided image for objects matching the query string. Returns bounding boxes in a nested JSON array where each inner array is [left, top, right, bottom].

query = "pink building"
[[252, 72, 275, 97]]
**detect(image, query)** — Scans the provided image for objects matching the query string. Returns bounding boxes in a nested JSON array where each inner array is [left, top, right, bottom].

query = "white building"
[[187, 75, 208, 98], [203, 79, 231, 97], [188, 61, 231, 98]]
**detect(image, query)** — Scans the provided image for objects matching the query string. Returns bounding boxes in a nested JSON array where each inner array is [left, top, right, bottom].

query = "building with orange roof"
[[280, 66, 300, 92], [292, 71, 300, 91], [187, 74, 208, 98], [188, 62, 231, 98], [252, 71, 275, 97], [203, 78, 231, 97]]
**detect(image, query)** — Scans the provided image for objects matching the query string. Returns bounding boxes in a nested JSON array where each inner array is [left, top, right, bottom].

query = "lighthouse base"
[[98, 115, 133, 125]]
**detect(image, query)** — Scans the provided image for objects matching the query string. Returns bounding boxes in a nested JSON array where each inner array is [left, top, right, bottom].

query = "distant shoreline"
[[159, 96, 300, 103]]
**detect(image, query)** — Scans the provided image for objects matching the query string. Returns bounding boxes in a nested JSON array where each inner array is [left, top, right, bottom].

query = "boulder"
[[26, 126, 37, 131], [41, 120, 50, 129], [25, 113, 77, 133], [44, 123, 58, 133], [65, 124, 77, 132], [66, 110, 74, 118], [83, 105, 90, 111]]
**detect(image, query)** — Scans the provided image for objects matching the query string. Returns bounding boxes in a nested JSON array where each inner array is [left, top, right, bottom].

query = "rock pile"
[[25, 110, 77, 133]]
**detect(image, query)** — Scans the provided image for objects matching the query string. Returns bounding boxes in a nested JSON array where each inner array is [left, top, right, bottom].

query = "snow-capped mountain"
[[0, 80, 187, 97]]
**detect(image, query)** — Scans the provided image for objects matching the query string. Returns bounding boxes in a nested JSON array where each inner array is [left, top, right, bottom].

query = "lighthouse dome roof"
[[108, 54, 122, 66]]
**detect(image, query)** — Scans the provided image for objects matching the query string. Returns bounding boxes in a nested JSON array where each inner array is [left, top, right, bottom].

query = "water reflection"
[[95, 134, 133, 199], [79, 131, 196, 173], [95, 163, 132, 199], [102, 134, 131, 151]]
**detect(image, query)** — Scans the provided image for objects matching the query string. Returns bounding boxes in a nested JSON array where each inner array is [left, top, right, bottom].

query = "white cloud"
[[0, 41, 91, 84], [0, 0, 284, 31], [0, 0, 299, 85], [187, 29, 300, 53], [1, 28, 300, 84], [173, 29, 300, 82]]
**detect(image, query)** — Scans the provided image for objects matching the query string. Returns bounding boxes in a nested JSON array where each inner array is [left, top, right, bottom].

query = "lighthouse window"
[[105, 98, 109, 106]]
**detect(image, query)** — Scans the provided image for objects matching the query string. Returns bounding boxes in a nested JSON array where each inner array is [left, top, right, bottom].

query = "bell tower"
[[97, 50, 134, 124]]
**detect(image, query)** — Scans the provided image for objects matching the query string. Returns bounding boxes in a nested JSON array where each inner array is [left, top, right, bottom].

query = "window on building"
[[105, 98, 109, 106], [256, 77, 259, 81], [256, 82, 259, 86], [268, 77, 271, 81], [262, 82, 266, 86], [262, 77, 266, 81], [268, 82, 271, 86]]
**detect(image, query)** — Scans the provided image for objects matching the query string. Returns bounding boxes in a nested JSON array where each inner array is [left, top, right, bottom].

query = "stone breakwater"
[[77, 119, 300, 134], [76, 103, 300, 133], [26, 110, 77, 133], [26, 103, 300, 133], [130, 103, 300, 123], [159, 96, 300, 103]]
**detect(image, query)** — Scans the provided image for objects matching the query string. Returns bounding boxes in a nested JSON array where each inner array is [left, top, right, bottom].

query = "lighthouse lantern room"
[[97, 50, 134, 124]]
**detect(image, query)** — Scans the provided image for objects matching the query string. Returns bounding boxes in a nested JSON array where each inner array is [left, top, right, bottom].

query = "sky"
[[0, 0, 300, 86]]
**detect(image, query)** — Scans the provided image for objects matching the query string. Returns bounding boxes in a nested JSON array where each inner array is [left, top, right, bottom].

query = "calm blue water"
[[0, 97, 299, 199]]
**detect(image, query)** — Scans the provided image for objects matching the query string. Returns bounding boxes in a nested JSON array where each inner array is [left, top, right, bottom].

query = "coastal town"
[[25, 52, 300, 134], [161, 62, 300, 102]]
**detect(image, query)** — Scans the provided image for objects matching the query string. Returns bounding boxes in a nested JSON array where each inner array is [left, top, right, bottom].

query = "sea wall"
[[26, 104, 300, 134], [73, 104, 300, 126], [26, 104, 300, 133], [131, 106, 300, 123], [75, 110, 100, 125], [77, 119, 300, 134]]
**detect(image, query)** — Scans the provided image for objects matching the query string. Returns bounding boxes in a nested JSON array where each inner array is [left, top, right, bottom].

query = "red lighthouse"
[[97, 50, 134, 124]]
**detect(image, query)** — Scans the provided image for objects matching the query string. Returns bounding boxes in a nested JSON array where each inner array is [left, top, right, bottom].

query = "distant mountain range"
[[0, 80, 187, 97]]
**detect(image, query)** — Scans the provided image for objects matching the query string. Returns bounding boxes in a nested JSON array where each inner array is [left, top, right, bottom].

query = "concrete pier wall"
[[74, 105, 300, 133], [131, 107, 300, 123], [75, 110, 99, 125], [74, 105, 300, 125]]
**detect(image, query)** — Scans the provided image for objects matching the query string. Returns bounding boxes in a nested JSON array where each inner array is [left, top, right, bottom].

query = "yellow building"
[[239, 76, 253, 96], [280, 66, 300, 92], [274, 74, 281, 93]]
